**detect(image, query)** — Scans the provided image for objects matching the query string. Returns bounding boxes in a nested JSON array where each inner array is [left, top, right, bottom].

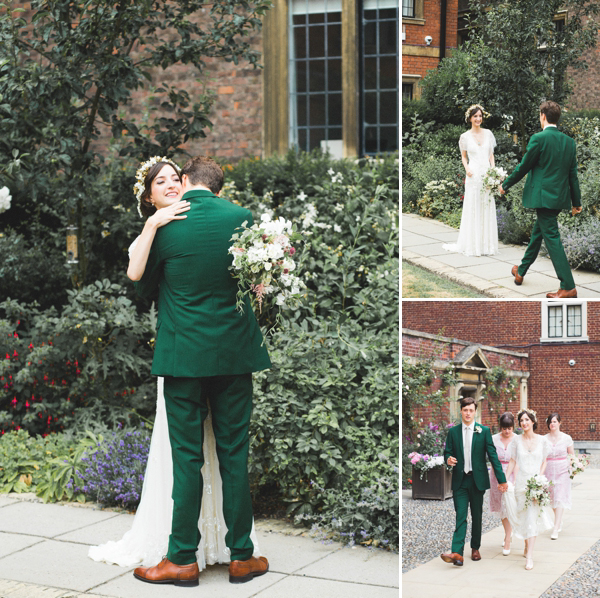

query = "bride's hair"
[[517, 409, 538, 431], [139, 161, 182, 219]]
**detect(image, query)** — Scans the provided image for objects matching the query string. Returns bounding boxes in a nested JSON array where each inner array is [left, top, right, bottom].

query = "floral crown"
[[465, 104, 491, 124], [133, 156, 180, 217], [517, 408, 537, 423]]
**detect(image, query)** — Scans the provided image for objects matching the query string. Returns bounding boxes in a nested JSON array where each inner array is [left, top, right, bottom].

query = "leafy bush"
[[560, 217, 600, 272], [417, 180, 463, 219], [0, 280, 156, 435]]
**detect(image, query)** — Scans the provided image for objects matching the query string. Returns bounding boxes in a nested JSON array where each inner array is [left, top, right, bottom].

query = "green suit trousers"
[[517, 208, 575, 290], [164, 374, 255, 565], [451, 473, 484, 555]]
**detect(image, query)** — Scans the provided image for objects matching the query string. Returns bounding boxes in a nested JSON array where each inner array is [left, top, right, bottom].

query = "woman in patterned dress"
[[489, 412, 517, 555], [544, 412, 575, 540]]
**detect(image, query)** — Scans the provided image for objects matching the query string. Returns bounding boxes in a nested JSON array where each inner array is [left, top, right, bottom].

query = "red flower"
[[408, 479, 412, 485]]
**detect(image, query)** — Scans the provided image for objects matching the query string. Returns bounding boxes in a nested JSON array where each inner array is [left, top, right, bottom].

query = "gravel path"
[[403, 458, 600, 595]]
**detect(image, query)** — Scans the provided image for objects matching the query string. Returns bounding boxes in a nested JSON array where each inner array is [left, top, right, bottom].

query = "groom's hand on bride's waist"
[[447, 456, 457, 467]]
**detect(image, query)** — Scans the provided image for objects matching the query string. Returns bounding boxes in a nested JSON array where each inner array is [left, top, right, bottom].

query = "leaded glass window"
[[567, 304, 582, 337], [402, 0, 415, 18], [290, 0, 343, 154], [548, 305, 562, 338], [362, 0, 399, 155]]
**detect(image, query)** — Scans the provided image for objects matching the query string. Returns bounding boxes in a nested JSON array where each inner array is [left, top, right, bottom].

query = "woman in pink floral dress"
[[544, 413, 574, 540], [489, 412, 517, 555]]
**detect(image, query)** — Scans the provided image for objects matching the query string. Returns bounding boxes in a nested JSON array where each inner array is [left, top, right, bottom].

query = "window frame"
[[540, 300, 589, 343]]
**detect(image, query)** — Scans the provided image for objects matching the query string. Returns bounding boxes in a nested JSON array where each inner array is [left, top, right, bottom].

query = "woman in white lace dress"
[[88, 157, 260, 568], [503, 409, 554, 571], [544, 412, 574, 540], [443, 104, 499, 256]]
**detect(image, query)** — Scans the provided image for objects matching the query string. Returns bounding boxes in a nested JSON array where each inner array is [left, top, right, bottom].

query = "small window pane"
[[380, 91, 398, 124], [309, 128, 326, 151], [293, 14, 306, 25], [364, 57, 377, 90], [328, 58, 342, 91], [402, 83, 413, 100], [309, 13, 325, 24], [364, 127, 378, 154], [328, 12, 342, 23], [328, 24, 342, 56], [379, 20, 397, 54], [381, 8, 397, 19], [364, 9, 377, 20], [328, 93, 342, 126], [297, 61, 308, 93], [567, 305, 582, 337], [309, 25, 325, 57], [402, 1, 415, 18], [298, 128, 308, 152], [548, 306, 563, 338], [380, 56, 396, 90], [380, 126, 398, 152], [329, 127, 342, 139], [365, 92, 377, 124], [297, 95, 307, 126], [309, 60, 326, 92], [364, 22, 377, 55], [294, 27, 307, 59], [310, 95, 326, 126]]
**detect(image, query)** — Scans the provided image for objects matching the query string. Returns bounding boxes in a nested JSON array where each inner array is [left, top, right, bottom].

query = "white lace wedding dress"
[[88, 238, 259, 568], [443, 129, 499, 256], [502, 434, 554, 540]]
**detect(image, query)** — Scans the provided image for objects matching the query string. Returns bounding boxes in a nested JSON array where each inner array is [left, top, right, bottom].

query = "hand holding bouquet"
[[482, 166, 508, 199], [229, 214, 304, 315], [524, 474, 553, 509], [569, 453, 590, 479]]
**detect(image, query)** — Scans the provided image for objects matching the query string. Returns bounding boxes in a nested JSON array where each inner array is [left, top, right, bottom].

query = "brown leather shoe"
[[440, 552, 464, 566], [472, 549, 482, 561], [546, 288, 577, 298], [133, 558, 199, 587], [511, 265, 524, 285], [229, 556, 269, 583]]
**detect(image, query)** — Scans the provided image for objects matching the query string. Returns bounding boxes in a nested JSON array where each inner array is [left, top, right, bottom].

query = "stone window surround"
[[540, 300, 589, 343]]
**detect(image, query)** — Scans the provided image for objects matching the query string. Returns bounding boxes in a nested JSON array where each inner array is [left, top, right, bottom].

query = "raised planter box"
[[411, 466, 453, 500]]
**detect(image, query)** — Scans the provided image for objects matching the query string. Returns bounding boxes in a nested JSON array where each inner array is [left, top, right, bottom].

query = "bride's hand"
[[466, 168, 473, 177], [148, 201, 190, 229]]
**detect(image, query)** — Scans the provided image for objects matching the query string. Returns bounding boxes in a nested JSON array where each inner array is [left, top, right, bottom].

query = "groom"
[[132, 156, 271, 586], [441, 398, 507, 566], [500, 100, 582, 298]]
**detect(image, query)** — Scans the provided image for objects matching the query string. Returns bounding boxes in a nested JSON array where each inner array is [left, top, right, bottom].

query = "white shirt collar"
[[544, 124, 557, 129], [463, 422, 475, 431]]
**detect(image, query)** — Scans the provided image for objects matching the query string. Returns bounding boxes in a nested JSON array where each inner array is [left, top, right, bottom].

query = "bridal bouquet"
[[569, 453, 590, 479], [524, 474, 553, 508], [482, 166, 508, 199], [228, 214, 304, 315]]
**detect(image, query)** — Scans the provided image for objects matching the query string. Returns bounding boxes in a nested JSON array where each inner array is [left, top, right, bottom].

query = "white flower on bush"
[[334, 224, 342, 233], [297, 191, 307, 201], [0, 186, 12, 213], [327, 168, 343, 184], [301, 203, 318, 229], [423, 456, 444, 470]]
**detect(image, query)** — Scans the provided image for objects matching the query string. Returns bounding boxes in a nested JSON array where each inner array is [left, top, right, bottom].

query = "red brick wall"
[[403, 0, 459, 79], [403, 301, 600, 440]]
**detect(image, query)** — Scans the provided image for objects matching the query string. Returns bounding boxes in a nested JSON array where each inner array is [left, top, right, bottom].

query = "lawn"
[[402, 261, 488, 298]]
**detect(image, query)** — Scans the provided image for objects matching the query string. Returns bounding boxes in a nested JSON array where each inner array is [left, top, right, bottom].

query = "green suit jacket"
[[443, 422, 506, 492], [502, 126, 581, 210], [134, 189, 271, 377]]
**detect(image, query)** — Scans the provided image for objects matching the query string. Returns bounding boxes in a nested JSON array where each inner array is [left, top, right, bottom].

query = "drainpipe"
[[439, 0, 447, 63]]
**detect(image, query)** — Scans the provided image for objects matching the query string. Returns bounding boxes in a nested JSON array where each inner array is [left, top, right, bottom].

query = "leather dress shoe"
[[229, 556, 269, 584], [440, 552, 464, 566], [511, 265, 524, 285], [546, 288, 577, 298], [472, 549, 482, 561], [133, 557, 199, 587]]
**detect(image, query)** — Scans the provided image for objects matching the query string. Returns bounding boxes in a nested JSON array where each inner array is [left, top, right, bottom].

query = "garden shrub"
[[0, 280, 156, 435], [417, 180, 463, 219], [560, 216, 600, 272]]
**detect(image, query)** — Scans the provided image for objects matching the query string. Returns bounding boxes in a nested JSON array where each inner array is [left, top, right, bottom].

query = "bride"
[[88, 156, 260, 568], [502, 409, 554, 571], [443, 104, 499, 256]]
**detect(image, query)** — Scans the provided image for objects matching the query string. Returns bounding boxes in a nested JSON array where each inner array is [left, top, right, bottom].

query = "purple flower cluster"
[[79, 427, 151, 510]]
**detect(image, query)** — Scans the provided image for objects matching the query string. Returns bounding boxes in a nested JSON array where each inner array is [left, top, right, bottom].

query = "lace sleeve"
[[489, 129, 497, 150], [542, 436, 551, 460], [128, 236, 141, 259], [564, 433, 574, 448], [459, 132, 468, 153]]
